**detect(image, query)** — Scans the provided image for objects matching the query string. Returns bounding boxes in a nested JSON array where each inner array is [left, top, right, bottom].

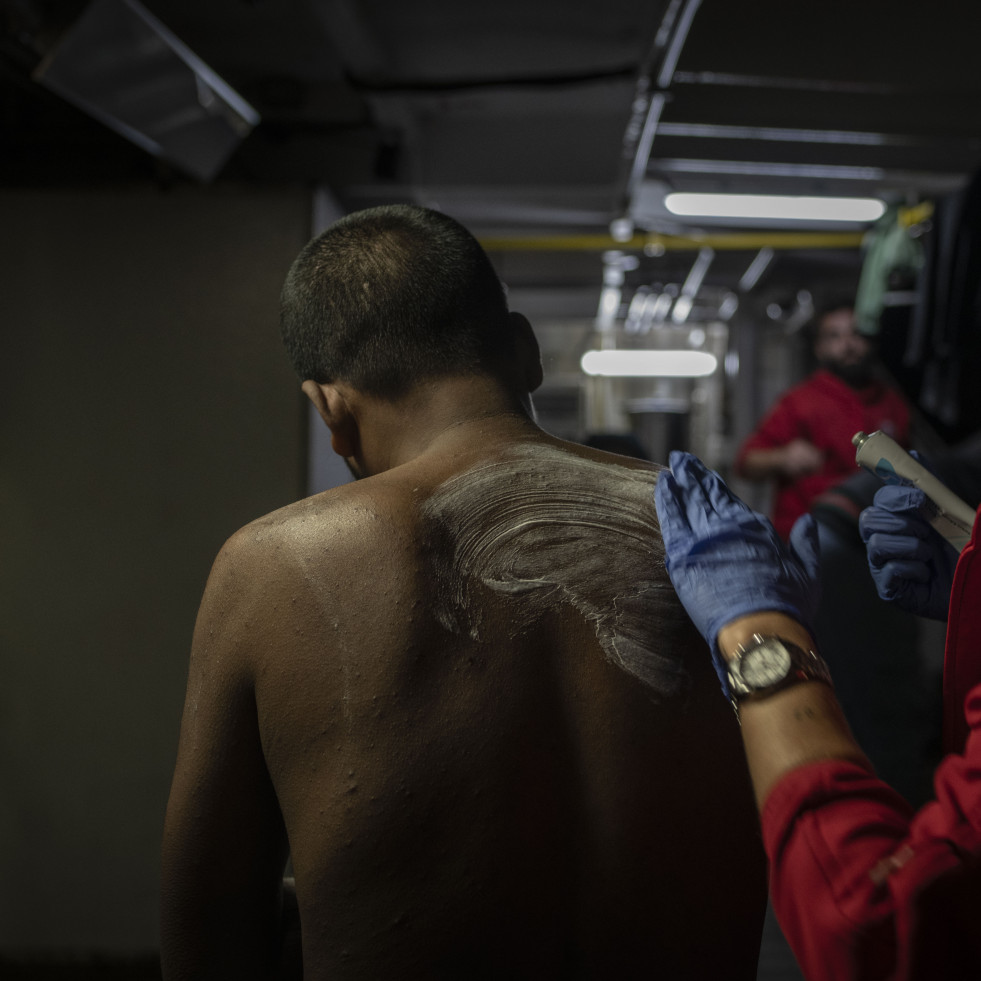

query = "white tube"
[[852, 430, 976, 553]]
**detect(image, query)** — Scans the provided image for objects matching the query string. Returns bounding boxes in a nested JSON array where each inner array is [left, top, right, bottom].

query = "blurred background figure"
[[735, 301, 911, 541]]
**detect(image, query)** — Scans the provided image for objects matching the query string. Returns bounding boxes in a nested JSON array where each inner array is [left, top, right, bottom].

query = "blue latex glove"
[[858, 483, 957, 621], [655, 451, 821, 692]]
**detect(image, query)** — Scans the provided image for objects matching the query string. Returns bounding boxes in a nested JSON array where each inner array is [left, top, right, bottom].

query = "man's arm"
[[654, 456, 865, 803], [161, 536, 290, 981], [734, 385, 823, 482], [654, 453, 981, 980], [715, 611, 868, 808], [739, 439, 824, 483]]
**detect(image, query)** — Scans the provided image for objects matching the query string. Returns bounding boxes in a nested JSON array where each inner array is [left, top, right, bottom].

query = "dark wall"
[[0, 186, 312, 954]]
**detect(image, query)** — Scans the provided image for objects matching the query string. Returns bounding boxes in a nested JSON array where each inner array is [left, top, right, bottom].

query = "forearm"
[[718, 612, 871, 810], [738, 446, 790, 481]]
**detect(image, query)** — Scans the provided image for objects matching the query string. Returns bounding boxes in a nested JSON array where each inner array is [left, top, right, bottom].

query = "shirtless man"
[[160, 205, 766, 979]]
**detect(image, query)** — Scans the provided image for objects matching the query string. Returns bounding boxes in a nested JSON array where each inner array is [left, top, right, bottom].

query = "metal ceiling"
[[6, 1, 979, 209], [3, 0, 981, 392]]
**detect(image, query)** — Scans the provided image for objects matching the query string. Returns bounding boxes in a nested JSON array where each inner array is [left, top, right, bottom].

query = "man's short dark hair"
[[280, 204, 513, 398]]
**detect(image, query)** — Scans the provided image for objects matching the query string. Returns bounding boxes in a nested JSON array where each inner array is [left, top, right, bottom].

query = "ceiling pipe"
[[670, 246, 714, 324], [594, 252, 638, 336], [737, 247, 775, 293], [654, 121, 909, 147], [614, 0, 703, 226]]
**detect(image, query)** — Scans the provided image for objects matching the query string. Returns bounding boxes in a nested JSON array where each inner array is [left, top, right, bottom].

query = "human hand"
[[655, 451, 821, 691], [782, 439, 824, 477], [859, 483, 957, 620]]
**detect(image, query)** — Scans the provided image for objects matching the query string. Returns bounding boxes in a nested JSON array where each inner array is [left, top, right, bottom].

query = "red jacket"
[[761, 509, 981, 979], [736, 370, 910, 539]]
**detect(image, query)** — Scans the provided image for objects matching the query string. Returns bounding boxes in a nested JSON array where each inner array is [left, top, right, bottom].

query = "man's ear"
[[509, 311, 544, 393], [301, 380, 359, 458]]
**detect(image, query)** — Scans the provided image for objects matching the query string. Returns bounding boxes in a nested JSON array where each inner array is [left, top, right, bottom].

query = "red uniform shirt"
[[761, 508, 981, 979], [736, 370, 910, 539]]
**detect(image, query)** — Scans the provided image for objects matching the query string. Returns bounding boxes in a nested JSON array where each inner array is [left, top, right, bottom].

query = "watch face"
[[740, 639, 793, 687]]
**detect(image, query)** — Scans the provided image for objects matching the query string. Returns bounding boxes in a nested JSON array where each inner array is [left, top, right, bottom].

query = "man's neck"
[[352, 375, 539, 474]]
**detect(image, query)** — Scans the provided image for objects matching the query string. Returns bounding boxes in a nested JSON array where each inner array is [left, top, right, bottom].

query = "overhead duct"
[[33, 0, 259, 182]]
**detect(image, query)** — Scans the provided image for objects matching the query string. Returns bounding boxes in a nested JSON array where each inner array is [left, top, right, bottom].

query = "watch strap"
[[727, 634, 833, 704]]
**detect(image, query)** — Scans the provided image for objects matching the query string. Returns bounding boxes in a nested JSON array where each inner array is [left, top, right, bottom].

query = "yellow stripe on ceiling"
[[478, 231, 867, 252]]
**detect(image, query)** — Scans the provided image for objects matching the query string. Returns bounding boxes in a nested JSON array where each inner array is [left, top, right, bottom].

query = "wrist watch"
[[726, 634, 833, 708]]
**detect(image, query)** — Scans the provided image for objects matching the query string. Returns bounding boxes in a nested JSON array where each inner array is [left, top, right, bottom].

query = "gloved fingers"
[[788, 513, 821, 582], [655, 458, 821, 678], [705, 466, 748, 521], [666, 449, 690, 473], [859, 500, 933, 543], [873, 556, 933, 585], [655, 463, 726, 558], [865, 530, 936, 570], [668, 449, 755, 527], [698, 464, 762, 527], [666, 451, 714, 506], [874, 566, 932, 606], [665, 451, 729, 533], [654, 469, 691, 548], [871, 483, 927, 514]]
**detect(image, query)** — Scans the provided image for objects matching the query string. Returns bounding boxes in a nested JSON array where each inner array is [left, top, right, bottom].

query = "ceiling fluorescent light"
[[34, 0, 260, 182], [581, 350, 718, 378], [664, 193, 886, 222]]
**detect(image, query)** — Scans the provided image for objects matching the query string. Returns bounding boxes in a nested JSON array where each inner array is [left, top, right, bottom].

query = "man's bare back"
[[162, 205, 765, 979], [164, 418, 765, 979]]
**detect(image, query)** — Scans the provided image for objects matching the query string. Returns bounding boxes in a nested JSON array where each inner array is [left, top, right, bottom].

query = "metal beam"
[[616, 0, 704, 216], [655, 121, 916, 147]]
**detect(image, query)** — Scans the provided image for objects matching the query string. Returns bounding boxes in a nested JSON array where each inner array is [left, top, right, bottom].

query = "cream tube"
[[853, 430, 976, 552]]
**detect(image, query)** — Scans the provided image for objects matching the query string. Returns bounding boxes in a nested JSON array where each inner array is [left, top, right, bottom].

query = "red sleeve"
[[734, 390, 805, 475], [909, 684, 981, 854], [761, 684, 981, 981], [762, 760, 911, 980]]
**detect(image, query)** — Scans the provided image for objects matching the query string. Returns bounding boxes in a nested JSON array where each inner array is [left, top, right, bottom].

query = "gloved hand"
[[859, 483, 957, 620], [655, 451, 821, 692]]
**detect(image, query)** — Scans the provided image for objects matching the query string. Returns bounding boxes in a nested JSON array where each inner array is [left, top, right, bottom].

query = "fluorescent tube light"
[[664, 192, 886, 222], [581, 350, 718, 378]]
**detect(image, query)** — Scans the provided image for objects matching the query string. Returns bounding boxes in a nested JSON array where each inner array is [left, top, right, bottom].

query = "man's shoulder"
[[222, 481, 405, 567], [203, 484, 419, 651], [216, 437, 663, 583]]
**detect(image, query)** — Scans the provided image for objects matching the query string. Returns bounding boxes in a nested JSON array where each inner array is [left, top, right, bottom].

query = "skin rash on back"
[[422, 442, 685, 696]]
